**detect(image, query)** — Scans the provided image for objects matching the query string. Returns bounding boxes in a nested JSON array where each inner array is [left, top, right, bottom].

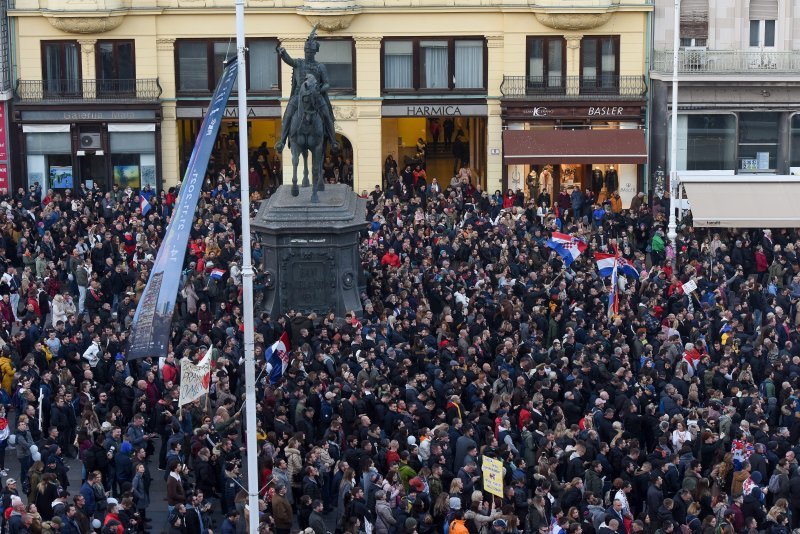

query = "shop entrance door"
[[79, 153, 108, 190]]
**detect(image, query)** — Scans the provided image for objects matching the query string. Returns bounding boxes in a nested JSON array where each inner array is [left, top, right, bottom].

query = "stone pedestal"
[[252, 184, 366, 317]]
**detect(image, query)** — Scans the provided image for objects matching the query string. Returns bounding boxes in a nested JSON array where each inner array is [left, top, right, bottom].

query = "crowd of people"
[[0, 158, 796, 534]]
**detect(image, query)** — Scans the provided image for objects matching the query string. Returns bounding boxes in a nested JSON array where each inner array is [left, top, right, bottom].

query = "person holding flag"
[[140, 193, 151, 217], [265, 331, 291, 384], [545, 232, 587, 268], [595, 245, 639, 318]]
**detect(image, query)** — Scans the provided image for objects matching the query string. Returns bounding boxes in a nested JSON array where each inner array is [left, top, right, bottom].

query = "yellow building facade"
[[8, 0, 651, 197]]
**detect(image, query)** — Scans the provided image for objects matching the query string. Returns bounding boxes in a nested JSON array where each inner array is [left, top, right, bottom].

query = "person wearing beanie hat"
[[449, 496, 462, 510]]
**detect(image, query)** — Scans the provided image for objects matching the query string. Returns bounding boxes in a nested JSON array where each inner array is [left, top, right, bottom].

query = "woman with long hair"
[[766, 498, 789, 524], [336, 468, 356, 532], [710, 453, 734, 497]]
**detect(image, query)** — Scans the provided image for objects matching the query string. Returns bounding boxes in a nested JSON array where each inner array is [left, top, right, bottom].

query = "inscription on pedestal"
[[291, 261, 327, 310]]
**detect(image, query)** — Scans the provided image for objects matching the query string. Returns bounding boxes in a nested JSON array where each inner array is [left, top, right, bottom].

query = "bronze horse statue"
[[287, 74, 327, 203]]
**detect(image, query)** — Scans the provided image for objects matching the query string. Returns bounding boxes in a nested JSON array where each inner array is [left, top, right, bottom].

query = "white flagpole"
[[235, 2, 260, 534]]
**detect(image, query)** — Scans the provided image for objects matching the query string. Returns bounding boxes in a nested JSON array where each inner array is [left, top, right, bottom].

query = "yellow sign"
[[482, 456, 504, 498]]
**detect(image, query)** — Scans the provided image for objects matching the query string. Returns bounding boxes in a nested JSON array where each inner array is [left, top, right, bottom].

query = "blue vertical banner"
[[127, 61, 238, 360]]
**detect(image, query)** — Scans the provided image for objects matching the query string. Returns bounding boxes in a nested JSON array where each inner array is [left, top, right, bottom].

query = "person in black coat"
[[297, 406, 316, 443], [646, 475, 664, 520], [84, 433, 111, 485], [302, 467, 323, 503]]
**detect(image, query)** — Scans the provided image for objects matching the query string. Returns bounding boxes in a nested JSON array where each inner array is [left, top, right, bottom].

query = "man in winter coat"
[[15, 420, 34, 483], [272, 484, 293, 534]]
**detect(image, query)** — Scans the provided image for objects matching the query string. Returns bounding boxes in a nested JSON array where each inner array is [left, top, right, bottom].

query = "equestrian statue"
[[275, 25, 338, 203]]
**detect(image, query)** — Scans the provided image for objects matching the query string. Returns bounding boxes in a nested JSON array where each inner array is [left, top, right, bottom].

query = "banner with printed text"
[[127, 61, 238, 360]]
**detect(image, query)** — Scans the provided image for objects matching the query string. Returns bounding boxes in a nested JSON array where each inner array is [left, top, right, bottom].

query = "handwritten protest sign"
[[179, 347, 211, 406], [482, 456, 504, 498]]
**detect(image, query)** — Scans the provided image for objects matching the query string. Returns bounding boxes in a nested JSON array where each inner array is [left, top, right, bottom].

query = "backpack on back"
[[768, 473, 782, 493]]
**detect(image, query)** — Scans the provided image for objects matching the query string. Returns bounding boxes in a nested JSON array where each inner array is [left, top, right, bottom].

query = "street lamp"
[[234, 2, 260, 534], [667, 0, 680, 261]]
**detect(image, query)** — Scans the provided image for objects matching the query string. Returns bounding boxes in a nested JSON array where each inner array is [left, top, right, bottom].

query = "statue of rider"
[[275, 26, 338, 153]]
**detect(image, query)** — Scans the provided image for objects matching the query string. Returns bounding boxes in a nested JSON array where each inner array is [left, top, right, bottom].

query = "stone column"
[[651, 80, 668, 185], [778, 111, 791, 174], [353, 36, 382, 192], [77, 39, 97, 98], [279, 37, 306, 184], [354, 36, 381, 98], [156, 38, 179, 188], [564, 34, 583, 96], [486, 34, 504, 193]]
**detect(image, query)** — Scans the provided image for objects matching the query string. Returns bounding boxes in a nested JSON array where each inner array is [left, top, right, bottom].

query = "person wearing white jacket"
[[51, 293, 76, 328], [82, 339, 101, 368]]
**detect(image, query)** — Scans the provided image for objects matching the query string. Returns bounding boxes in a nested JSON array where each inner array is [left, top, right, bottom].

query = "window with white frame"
[[749, 0, 777, 48], [382, 38, 486, 93], [679, 0, 708, 48]]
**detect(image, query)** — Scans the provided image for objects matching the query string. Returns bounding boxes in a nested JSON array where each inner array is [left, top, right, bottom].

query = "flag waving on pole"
[[139, 194, 151, 216], [265, 331, 291, 384], [594, 253, 640, 279], [608, 259, 619, 318], [545, 232, 587, 267]]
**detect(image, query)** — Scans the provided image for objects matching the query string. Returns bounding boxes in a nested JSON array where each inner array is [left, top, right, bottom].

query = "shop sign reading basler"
[[520, 106, 631, 118]]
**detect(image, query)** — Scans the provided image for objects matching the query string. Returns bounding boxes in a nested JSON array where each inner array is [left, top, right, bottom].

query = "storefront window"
[[110, 131, 156, 190], [739, 112, 778, 171], [789, 115, 800, 168], [682, 114, 736, 171], [26, 130, 72, 190]]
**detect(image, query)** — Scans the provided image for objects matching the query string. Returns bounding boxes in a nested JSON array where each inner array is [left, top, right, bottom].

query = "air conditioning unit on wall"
[[80, 133, 102, 150]]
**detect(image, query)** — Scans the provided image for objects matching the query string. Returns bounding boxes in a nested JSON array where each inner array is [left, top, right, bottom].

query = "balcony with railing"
[[652, 49, 800, 75], [15, 78, 162, 104], [500, 75, 647, 100]]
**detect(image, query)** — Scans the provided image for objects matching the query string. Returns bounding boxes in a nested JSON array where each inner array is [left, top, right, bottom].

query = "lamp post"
[[667, 0, 680, 265], [234, 1, 260, 534]]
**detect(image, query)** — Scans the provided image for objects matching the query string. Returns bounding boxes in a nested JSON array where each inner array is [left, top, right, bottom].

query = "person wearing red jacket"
[[103, 500, 124, 534], [755, 245, 769, 276], [380, 248, 401, 268]]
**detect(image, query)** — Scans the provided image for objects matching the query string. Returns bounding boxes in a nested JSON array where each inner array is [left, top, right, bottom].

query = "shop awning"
[[681, 175, 800, 227], [502, 129, 647, 165]]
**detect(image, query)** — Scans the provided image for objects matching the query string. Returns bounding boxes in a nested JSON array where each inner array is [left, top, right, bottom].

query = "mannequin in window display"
[[604, 165, 619, 193], [591, 166, 604, 196]]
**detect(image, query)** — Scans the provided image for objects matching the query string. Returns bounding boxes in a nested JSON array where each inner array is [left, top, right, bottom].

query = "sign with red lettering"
[[0, 103, 7, 161]]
